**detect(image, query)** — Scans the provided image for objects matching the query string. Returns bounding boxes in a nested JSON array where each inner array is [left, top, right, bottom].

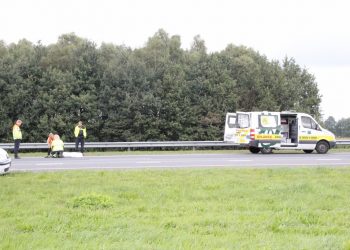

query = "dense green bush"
[[71, 193, 113, 209], [0, 30, 321, 142]]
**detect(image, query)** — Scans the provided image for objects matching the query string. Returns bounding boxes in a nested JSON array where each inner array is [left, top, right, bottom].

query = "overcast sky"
[[1, 0, 349, 120]]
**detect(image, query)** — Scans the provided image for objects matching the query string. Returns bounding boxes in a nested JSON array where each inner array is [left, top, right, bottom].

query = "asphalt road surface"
[[9, 152, 350, 172]]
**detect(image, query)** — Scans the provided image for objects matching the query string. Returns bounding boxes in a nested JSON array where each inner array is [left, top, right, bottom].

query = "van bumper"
[[329, 141, 336, 148], [0, 160, 11, 174]]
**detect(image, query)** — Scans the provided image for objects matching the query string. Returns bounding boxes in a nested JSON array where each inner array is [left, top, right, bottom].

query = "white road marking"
[[228, 159, 252, 162], [36, 163, 64, 166], [136, 161, 162, 164], [316, 159, 341, 161], [13, 162, 350, 172]]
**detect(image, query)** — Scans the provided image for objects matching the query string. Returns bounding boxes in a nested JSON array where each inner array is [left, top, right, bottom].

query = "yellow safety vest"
[[51, 139, 64, 151], [13, 125, 22, 140], [74, 126, 87, 138]]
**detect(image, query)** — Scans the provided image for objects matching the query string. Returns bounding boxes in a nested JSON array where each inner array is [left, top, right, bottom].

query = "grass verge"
[[1, 168, 350, 249]]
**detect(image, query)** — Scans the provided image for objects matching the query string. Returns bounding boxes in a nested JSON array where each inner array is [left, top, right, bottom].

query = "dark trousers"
[[14, 139, 21, 156], [48, 147, 52, 155], [51, 150, 63, 158], [75, 137, 85, 153]]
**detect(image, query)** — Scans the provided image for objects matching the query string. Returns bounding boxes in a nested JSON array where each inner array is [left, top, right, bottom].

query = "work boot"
[[15, 155, 20, 159]]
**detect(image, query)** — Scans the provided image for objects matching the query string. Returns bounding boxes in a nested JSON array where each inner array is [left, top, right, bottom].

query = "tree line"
[[0, 29, 321, 142], [324, 116, 350, 137]]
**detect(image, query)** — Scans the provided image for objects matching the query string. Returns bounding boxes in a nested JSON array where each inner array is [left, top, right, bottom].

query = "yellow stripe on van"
[[299, 135, 335, 141]]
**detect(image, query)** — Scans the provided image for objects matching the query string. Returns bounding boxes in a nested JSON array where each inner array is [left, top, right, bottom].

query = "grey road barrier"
[[1, 140, 349, 151]]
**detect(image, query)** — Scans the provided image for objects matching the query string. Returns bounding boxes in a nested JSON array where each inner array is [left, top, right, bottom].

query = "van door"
[[224, 112, 250, 144], [298, 115, 322, 150], [255, 113, 282, 147], [280, 114, 298, 146], [224, 113, 237, 142]]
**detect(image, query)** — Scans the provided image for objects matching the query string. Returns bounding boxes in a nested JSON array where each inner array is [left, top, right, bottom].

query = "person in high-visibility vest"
[[45, 133, 55, 158], [74, 121, 87, 154], [12, 120, 22, 159], [51, 134, 64, 158]]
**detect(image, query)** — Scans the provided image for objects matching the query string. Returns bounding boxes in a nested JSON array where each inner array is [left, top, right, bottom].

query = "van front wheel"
[[303, 150, 313, 154], [315, 141, 329, 154], [249, 147, 260, 154]]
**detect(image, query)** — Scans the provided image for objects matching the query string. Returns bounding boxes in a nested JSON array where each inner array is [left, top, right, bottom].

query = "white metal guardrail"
[[0, 141, 240, 150], [334, 140, 350, 145], [0, 140, 349, 150]]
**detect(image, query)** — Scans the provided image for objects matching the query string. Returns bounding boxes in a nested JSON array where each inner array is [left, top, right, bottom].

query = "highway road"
[[9, 152, 350, 172]]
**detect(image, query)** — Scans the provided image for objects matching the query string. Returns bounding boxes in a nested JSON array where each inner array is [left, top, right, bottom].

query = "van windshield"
[[259, 115, 278, 128]]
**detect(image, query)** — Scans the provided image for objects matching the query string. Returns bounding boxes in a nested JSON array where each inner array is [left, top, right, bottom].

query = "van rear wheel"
[[315, 141, 329, 154], [249, 147, 260, 154], [261, 148, 273, 154], [303, 150, 313, 154]]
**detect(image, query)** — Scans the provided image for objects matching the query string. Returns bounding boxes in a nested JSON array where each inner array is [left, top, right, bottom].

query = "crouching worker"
[[51, 134, 64, 158], [45, 133, 55, 158]]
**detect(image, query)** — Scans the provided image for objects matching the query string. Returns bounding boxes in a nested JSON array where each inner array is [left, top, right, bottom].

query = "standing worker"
[[12, 120, 22, 159], [45, 133, 55, 158], [74, 121, 87, 154]]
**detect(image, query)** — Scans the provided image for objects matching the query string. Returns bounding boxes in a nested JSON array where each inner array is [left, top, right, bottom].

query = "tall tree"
[[324, 116, 337, 134]]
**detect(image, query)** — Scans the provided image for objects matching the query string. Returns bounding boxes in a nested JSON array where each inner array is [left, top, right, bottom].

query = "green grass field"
[[1, 168, 350, 249]]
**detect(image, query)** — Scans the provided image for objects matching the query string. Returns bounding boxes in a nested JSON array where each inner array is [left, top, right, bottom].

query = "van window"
[[227, 115, 237, 128], [259, 115, 278, 128], [301, 116, 319, 130], [237, 114, 249, 128]]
